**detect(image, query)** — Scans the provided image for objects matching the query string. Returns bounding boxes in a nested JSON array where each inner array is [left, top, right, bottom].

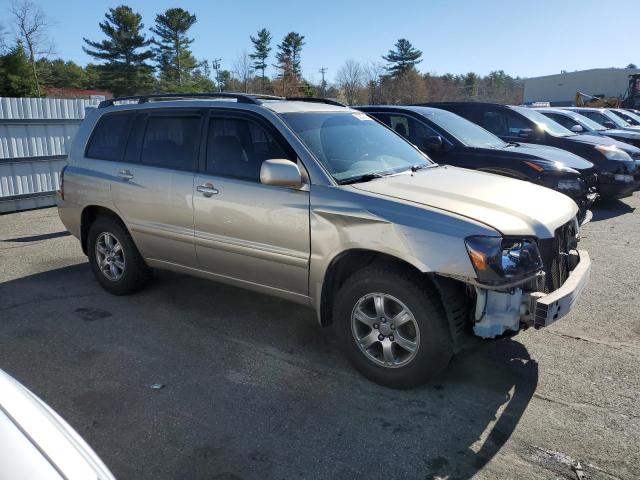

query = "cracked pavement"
[[0, 195, 638, 479]]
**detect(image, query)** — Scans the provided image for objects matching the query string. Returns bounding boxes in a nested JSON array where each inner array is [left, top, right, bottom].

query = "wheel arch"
[[318, 248, 473, 352], [80, 205, 128, 255], [319, 249, 432, 327]]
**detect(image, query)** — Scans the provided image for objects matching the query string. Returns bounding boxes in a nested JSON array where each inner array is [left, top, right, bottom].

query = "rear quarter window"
[[86, 113, 133, 161]]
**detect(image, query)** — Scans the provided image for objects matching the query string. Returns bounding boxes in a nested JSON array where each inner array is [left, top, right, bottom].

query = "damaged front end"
[[460, 218, 591, 338]]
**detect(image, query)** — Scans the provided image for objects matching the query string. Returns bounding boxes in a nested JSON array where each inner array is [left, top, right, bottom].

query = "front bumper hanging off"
[[471, 250, 591, 338], [523, 250, 591, 329]]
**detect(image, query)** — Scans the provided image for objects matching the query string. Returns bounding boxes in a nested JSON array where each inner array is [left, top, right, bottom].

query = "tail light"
[[58, 165, 68, 200]]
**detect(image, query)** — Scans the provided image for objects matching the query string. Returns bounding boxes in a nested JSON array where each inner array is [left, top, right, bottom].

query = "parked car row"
[[415, 102, 640, 201], [358, 105, 598, 220]]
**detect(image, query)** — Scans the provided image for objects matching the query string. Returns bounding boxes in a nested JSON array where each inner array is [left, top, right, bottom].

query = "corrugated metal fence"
[[0, 97, 99, 213]]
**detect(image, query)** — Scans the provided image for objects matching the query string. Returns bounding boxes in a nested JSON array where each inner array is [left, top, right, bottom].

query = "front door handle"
[[197, 183, 219, 197], [117, 169, 134, 181]]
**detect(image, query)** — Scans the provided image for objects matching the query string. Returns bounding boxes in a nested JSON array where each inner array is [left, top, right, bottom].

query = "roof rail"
[[97, 92, 284, 108], [286, 97, 347, 107]]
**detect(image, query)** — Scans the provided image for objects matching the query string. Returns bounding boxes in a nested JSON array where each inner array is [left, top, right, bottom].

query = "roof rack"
[[286, 97, 347, 107], [97, 92, 284, 108]]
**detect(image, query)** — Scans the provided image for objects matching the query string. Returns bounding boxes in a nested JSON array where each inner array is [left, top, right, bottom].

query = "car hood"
[[563, 132, 640, 154], [352, 165, 577, 238], [508, 142, 594, 170], [601, 129, 640, 140]]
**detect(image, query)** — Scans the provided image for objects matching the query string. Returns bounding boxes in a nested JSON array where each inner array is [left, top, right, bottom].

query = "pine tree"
[[382, 39, 422, 77], [274, 32, 305, 96], [151, 8, 197, 89], [463, 72, 479, 97], [249, 28, 272, 90], [275, 32, 305, 79], [0, 43, 39, 97], [83, 5, 154, 97]]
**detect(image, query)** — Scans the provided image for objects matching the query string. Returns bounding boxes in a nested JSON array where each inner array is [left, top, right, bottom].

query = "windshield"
[[421, 108, 507, 149], [611, 109, 640, 126], [565, 111, 607, 131], [513, 106, 576, 137], [602, 110, 631, 128], [281, 111, 433, 183]]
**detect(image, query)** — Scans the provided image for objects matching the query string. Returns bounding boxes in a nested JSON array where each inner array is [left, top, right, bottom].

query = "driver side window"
[[377, 114, 438, 146], [547, 113, 578, 130], [206, 116, 292, 181]]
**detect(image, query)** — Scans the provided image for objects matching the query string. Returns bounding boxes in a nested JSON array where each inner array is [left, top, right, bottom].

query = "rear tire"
[[333, 265, 453, 389], [87, 216, 151, 295]]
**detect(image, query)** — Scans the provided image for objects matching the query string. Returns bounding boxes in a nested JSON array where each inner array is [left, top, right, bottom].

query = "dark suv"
[[359, 105, 597, 218], [426, 102, 640, 199]]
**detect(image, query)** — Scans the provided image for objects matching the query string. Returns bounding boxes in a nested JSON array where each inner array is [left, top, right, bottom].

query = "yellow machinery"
[[575, 74, 640, 108], [574, 91, 621, 108]]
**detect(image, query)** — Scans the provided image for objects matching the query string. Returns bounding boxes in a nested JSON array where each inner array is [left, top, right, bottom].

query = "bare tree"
[[363, 61, 386, 104], [233, 50, 254, 93], [336, 59, 364, 105], [11, 0, 54, 97]]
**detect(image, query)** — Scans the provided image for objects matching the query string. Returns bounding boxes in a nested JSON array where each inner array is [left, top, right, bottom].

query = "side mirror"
[[518, 128, 534, 139], [570, 124, 584, 133], [603, 121, 616, 129], [260, 159, 303, 188], [422, 135, 443, 151]]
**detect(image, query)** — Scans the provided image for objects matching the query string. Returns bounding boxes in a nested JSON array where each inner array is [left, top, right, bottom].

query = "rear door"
[[110, 109, 203, 268], [193, 110, 310, 295]]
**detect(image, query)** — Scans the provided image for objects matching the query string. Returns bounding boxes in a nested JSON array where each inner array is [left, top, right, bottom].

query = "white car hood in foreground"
[[0, 369, 116, 480], [353, 165, 578, 238]]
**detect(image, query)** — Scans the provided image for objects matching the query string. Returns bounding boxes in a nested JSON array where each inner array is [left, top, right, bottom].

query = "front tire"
[[87, 216, 151, 295], [333, 265, 452, 389]]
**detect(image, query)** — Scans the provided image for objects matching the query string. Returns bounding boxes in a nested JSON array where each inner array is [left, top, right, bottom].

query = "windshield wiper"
[[339, 172, 387, 185], [410, 164, 429, 172]]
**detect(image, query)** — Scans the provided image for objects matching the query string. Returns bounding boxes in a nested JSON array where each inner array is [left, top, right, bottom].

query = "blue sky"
[[3, 0, 639, 83]]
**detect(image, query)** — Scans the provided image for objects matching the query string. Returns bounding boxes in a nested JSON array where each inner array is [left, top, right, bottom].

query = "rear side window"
[[123, 114, 147, 164], [206, 116, 291, 181], [140, 116, 201, 170], [86, 113, 133, 161]]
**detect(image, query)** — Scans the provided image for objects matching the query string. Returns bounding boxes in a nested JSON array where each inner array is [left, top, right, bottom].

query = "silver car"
[[57, 93, 591, 388], [0, 369, 116, 479]]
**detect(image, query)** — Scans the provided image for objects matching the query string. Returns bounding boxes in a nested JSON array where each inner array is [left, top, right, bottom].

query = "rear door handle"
[[117, 169, 134, 180], [197, 183, 219, 197]]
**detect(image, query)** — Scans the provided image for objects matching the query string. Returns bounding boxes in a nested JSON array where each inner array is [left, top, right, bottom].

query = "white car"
[[0, 369, 116, 480]]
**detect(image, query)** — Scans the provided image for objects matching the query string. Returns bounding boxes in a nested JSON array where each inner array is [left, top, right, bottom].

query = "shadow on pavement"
[[1, 230, 71, 242], [0, 264, 537, 480], [591, 198, 635, 222]]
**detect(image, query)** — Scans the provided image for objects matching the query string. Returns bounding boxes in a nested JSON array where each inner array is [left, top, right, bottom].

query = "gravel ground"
[[0, 196, 638, 480]]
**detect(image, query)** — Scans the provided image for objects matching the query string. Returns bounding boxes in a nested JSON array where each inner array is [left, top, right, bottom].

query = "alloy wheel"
[[351, 293, 420, 368]]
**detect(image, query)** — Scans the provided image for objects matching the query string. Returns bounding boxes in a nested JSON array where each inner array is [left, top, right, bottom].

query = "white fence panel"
[[0, 97, 100, 213]]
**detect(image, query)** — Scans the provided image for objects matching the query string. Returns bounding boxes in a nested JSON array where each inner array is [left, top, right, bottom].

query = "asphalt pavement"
[[0, 196, 638, 480]]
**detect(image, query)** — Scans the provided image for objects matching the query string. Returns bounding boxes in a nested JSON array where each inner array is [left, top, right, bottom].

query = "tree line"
[[0, 1, 541, 104]]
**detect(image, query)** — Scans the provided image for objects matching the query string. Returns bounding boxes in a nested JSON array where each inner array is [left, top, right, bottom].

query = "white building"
[[523, 68, 640, 106]]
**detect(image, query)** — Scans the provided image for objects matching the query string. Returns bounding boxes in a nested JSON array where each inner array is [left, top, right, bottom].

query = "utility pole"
[[319, 67, 328, 98], [212, 58, 222, 92]]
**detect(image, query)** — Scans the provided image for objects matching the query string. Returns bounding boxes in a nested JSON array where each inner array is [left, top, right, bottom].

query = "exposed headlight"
[[464, 236, 543, 285], [613, 174, 634, 183], [557, 179, 582, 192], [595, 145, 632, 161]]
